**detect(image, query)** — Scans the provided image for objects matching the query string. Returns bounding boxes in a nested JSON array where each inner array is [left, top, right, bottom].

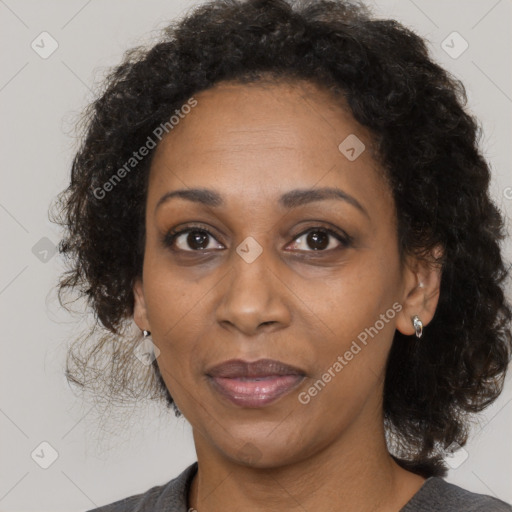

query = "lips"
[[206, 358, 306, 408], [207, 358, 306, 379]]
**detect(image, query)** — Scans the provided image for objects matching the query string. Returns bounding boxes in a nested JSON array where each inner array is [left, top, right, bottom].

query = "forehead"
[[148, 80, 390, 215]]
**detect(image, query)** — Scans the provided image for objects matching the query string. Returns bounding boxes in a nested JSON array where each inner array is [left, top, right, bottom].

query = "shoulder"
[[84, 462, 198, 512], [401, 477, 512, 512]]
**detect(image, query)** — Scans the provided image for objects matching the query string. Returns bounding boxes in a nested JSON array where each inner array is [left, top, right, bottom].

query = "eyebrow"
[[155, 186, 370, 219]]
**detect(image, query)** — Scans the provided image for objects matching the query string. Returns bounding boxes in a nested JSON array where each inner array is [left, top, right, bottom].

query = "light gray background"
[[0, 0, 511, 510]]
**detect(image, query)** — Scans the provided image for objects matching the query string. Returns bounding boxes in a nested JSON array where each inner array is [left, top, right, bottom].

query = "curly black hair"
[[52, 0, 512, 478]]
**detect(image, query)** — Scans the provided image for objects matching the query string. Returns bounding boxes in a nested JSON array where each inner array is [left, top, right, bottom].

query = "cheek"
[[298, 246, 401, 383], [143, 272, 203, 410], [296, 312, 396, 438], [143, 244, 198, 325], [303, 256, 396, 337], [142, 255, 206, 368]]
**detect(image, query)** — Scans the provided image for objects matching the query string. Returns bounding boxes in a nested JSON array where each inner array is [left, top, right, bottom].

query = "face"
[[133, 80, 441, 468]]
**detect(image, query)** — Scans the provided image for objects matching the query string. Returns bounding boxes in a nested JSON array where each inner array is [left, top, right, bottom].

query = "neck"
[[188, 407, 425, 512]]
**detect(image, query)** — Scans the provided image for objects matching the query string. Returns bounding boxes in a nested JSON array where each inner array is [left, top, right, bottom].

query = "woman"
[[53, 0, 512, 510]]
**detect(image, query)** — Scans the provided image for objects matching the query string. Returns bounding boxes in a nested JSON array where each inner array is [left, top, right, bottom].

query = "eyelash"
[[162, 223, 352, 254]]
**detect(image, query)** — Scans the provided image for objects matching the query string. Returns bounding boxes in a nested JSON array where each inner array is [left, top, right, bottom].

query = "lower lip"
[[208, 375, 305, 408]]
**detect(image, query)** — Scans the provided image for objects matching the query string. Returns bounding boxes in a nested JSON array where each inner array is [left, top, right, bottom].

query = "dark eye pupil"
[[307, 230, 329, 250], [188, 230, 209, 249]]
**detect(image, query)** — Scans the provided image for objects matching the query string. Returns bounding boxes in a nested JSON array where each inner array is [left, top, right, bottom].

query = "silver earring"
[[412, 315, 423, 338], [143, 329, 151, 337]]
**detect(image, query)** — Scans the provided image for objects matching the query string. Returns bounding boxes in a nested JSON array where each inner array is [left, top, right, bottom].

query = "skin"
[[133, 79, 443, 511]]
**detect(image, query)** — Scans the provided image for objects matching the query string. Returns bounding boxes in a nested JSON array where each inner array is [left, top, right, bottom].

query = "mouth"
[[206, 358, 306, 408]]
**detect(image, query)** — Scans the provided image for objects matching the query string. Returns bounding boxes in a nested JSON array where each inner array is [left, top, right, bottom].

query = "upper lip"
[[206, 358, 306, 378]]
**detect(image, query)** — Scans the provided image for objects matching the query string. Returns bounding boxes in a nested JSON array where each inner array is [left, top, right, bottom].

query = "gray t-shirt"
[[86, 462, 512, 511]]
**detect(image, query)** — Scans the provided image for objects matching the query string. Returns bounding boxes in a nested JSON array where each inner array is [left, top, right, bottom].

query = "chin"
[[219, 433, 305, 469]]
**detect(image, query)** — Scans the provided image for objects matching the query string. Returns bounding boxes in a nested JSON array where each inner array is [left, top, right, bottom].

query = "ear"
[[133, 276, 150, 331], [395, 244, 444, 337]]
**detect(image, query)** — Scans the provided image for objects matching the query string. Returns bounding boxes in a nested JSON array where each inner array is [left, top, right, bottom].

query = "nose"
[[215, 247, 292, 336]]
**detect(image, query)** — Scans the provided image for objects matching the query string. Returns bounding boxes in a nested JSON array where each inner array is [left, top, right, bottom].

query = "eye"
[[163, 225, 224, 252], [163, 224, 351, 254], [287, 227, 350, 252]]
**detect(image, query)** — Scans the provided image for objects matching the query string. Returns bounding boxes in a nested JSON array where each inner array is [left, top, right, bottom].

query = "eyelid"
[[162, 222, 225, 250], [163, 222, 352, 254], [285, 226, 352, 253], [289, 224, 352, 244]]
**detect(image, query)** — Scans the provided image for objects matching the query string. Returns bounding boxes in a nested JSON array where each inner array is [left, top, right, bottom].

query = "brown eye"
[[306, 230, 329, 250], [184, 230, 210, 250], [288, 228, 350, 252], [163, 227, 224, 252]]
